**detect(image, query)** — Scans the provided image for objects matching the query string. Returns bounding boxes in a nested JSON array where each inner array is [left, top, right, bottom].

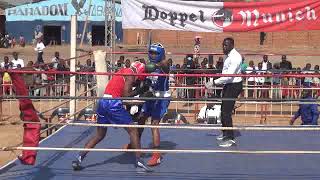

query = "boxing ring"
[[1, 50, 320, 180], [1, 123, 320, 179]]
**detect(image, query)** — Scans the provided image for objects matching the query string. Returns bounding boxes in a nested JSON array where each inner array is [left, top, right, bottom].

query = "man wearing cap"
[[290, 89, 319, 125]]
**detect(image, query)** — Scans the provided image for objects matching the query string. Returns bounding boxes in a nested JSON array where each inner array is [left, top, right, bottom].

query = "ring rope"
[[2, 70, 320, 78], [20, 121, 320, 131], [102, 51, 320, 57], [2, 96, 319, 104], [2, 146, 320, 154], [38, 86, 97, 115], [10, 102, 96, 148]]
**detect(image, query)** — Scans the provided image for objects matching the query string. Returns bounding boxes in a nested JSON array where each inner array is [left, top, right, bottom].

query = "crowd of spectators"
[[113, 54, 320, 100], [1, 52, 320, 100], [0, 51, 76, 96]]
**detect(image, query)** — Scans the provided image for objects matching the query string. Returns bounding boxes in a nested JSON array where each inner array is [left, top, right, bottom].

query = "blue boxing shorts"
[[96, 97, 133, 125], [141, 100, 170, 120]]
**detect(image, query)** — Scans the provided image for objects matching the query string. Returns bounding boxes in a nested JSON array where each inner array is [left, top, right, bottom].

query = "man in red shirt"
[[72, 61, 152, 173]]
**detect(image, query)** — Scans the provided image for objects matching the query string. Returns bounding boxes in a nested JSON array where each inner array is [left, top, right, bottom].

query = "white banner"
[[122, 0, 320, 32], [122, 0, 224, 32]]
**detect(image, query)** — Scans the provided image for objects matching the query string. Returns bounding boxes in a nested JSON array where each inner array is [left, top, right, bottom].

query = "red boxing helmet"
[[131, 61, 146, 80]]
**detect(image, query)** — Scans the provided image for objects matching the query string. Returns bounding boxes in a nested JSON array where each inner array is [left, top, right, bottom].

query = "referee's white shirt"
[[214, 48, 242, 85]]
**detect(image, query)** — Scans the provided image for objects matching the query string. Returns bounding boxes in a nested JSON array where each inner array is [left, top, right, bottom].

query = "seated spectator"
[[11, 52, 24, 69], [1, 56, 12, 69], [290, 89, 319, 125]]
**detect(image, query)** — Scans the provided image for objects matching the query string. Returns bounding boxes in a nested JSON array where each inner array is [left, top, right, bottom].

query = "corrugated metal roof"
[[0, 0, 36, 9]]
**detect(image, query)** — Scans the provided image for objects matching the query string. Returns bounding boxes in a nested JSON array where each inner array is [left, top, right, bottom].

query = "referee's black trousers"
[[221, 82, 243, 139]]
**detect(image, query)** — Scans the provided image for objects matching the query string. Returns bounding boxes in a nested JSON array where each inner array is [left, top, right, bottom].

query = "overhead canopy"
[[5, 0, 122, 22]]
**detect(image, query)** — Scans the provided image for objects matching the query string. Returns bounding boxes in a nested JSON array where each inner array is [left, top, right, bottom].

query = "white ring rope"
[[21, 121, 320, 131], [2, 146, 320, 154]]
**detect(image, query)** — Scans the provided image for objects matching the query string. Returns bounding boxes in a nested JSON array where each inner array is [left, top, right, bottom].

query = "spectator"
[[184, 56, 196, 101], [139, 58, 146, 64], [47, 64, 57, 96], [290, 89, 319, 125], [246, 61, 255, 98], [194, 58, 201, 69], [255, 62, 265, 98], [168, 58, 176, 70], [23, 61, 35, 95], [295, 67, 303, 98], [280, 55, 292, 70], [11, 52, 24, 69], [202, 58, 208, 68], [2, 71, 12, 95], [19, 34, 26, 47], [207, 57, 216, 69], [313, 65, 320, 97], [125, 59, 131, 68], [240, 56, 248, 74], [262, 55, 272, 71], [33, 63, 43, 96], [303, 63, 313, 87], [272, 63, 281, 99], [116, 56, 125, 68], [1, 56, 11, 69], [281, 75, 290, 99], [52, 52, 60, 69], [82, 59, 95, 96], [288, 68, 297, 98], [262, 55, 272, 98], [216, 57, 224, 71], [11, 37, 16, 48], [34, 38, 45, 64]]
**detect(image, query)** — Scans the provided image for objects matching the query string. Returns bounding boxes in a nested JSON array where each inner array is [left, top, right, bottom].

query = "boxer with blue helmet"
[[148, 43, 165, 63]]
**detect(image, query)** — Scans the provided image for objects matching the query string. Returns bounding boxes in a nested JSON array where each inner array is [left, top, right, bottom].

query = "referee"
[[206, 38, 243, 147]]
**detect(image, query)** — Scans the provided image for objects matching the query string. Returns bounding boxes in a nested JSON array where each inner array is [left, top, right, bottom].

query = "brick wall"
[[123, 29, 320, 51]]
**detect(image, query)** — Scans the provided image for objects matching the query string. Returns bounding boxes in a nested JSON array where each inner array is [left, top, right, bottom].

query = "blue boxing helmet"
[[148, 43, 165, 63]]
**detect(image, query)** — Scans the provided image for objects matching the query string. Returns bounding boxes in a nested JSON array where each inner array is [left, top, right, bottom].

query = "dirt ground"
[[0, 44, 313, 166]]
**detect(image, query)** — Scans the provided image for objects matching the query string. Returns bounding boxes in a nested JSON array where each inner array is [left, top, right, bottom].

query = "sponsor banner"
[[122, 0, 320, 32], [6, 0, 122, 22]]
